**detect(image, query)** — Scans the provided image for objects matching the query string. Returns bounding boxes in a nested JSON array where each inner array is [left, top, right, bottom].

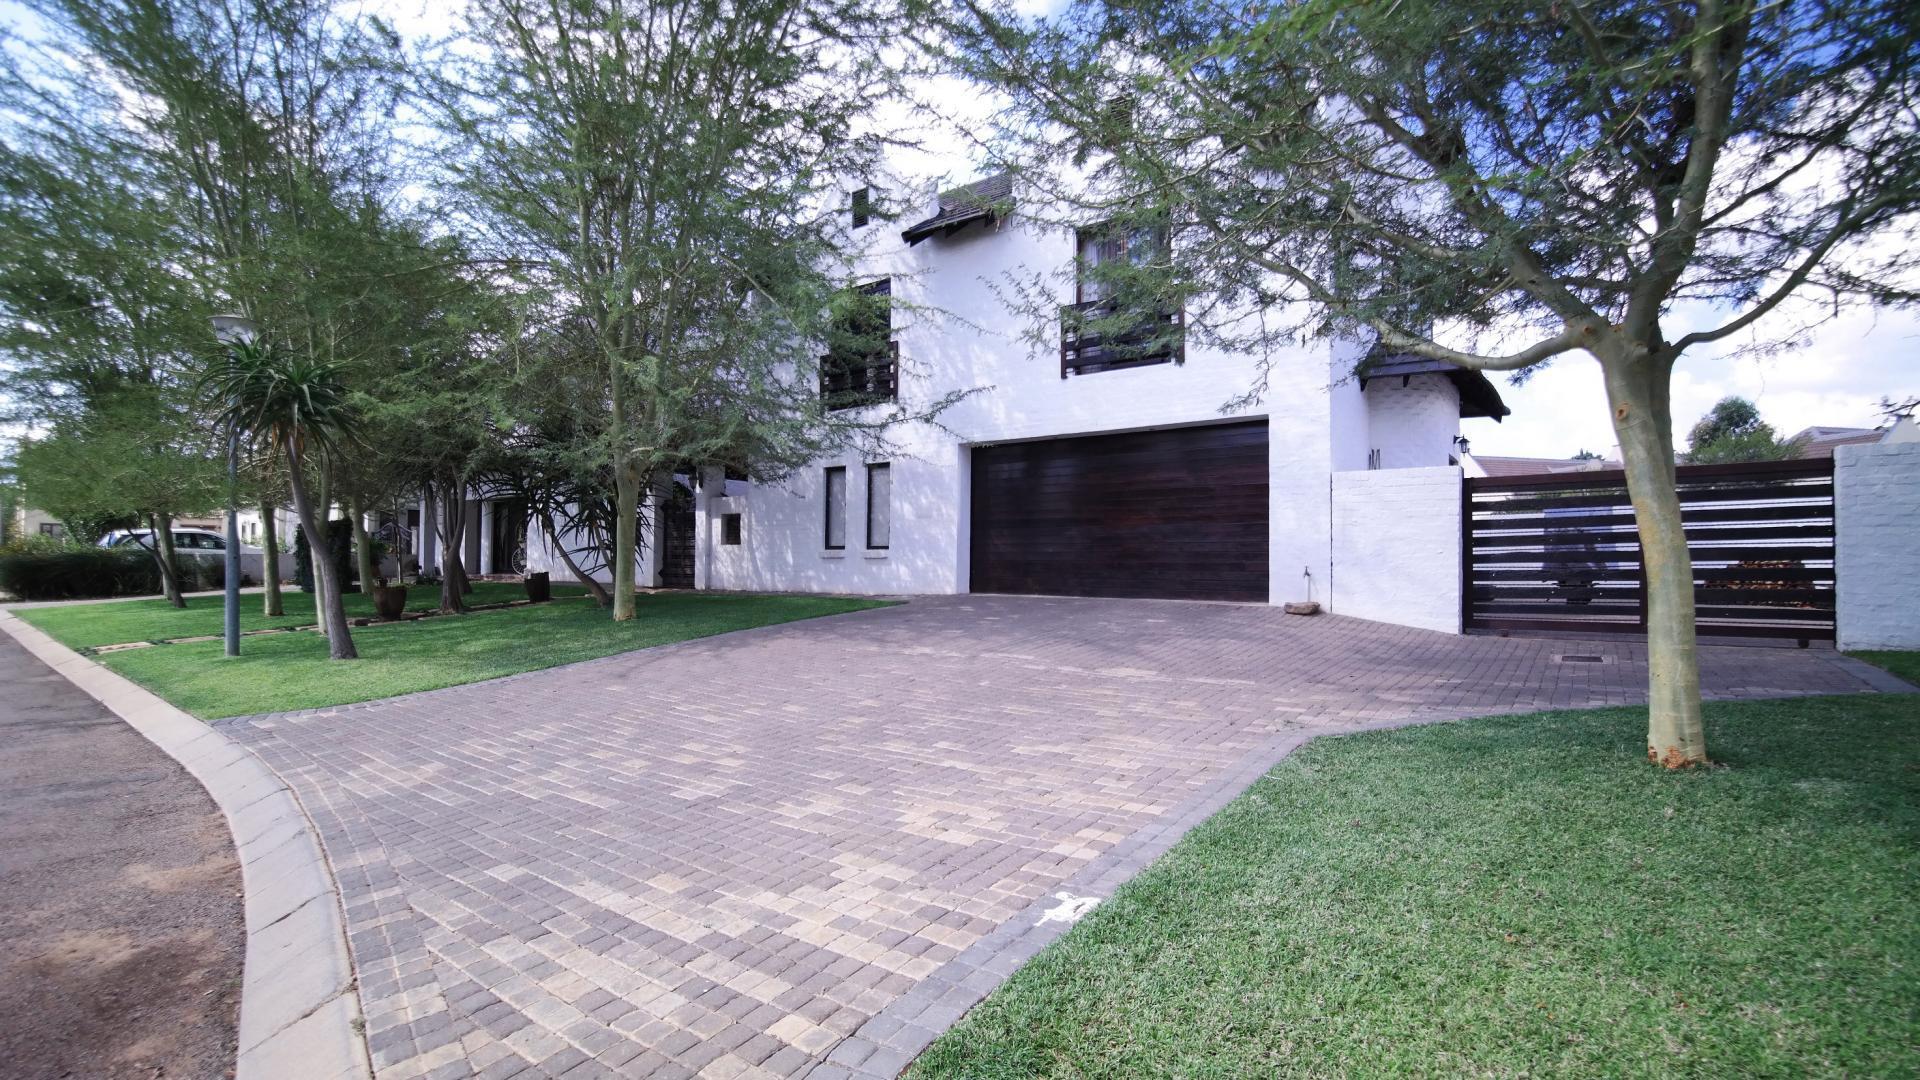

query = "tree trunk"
[[259, 502, 284, 617], [539, 508, 611, 607], [349, 495, 378, 593], [1600, 344, 1705, 767], [611, 462, 639, 621], [147, 512, 185, 607], [286, 443, 356, 660], [436, 482, 467, 614]]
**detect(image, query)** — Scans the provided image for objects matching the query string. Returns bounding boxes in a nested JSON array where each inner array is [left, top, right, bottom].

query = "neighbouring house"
[[5, 503, 225, 542], [1784, 424, 1903, 459], [485, 169, 1510, 610], [1465, 453, 1620, 479], [1464, 419, 1915, 480], [9, 503, 67, 540]]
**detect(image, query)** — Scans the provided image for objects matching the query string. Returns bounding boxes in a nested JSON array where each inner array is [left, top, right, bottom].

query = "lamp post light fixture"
[[210, 313, 259, 659]]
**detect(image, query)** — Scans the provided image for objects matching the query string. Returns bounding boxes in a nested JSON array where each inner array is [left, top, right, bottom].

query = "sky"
[[1458, 304, 1919, 459], [7, 0, 1912, 459]]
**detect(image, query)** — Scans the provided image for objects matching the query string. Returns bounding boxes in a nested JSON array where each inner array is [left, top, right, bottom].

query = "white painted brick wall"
[[1364, 374, 1460, 469], [1331, 466, 1462, 633], [704, 196, 1350, 602], [1836, 441, 1920, 650]]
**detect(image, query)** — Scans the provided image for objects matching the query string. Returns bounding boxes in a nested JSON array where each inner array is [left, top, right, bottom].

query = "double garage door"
[[970, 420, 1269, 602]]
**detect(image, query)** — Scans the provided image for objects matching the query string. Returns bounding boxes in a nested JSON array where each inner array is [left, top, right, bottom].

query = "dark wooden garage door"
[[970, 420, 1268, 602]]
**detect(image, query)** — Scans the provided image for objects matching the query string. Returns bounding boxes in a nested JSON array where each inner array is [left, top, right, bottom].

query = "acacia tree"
[[16, 400, 223, 605], [0, 71, 223, 605], [955, 0, 1920, 766], [432, 0, 960, 621], [18, 0, 411, 627]]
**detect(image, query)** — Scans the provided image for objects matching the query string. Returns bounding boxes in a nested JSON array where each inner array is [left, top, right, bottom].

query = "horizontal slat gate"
[[1464, 458, 1835, 641]]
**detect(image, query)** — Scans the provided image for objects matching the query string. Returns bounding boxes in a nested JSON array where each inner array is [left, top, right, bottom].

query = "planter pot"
[[372, 584, 409, 621], [524, 571, 551, 603]]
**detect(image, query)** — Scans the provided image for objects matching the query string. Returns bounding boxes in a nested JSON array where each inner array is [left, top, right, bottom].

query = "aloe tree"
[[203, 341, 359, 659]]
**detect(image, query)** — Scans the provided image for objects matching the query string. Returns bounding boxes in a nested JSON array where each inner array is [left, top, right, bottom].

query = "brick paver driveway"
[[221, 595, 1884, 1079]]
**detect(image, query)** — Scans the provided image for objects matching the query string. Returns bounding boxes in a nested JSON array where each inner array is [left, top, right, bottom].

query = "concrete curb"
[[0, 610, 371, 1080]]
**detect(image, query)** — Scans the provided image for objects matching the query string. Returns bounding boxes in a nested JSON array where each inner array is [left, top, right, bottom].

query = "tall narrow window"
[[824, 467, 847, 550], [850, 187, 871, 229], [866, 462, 891, 550]]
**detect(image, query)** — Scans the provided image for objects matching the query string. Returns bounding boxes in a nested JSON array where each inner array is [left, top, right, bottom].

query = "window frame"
[[850, 187, 871, 229], [1064, 220, 1183, 377], [821, 278, 897, 410], [1073, 221, 1169, 304], [721, 513, 743, 546], [865, 462, 891, 550], [823, 466, 847, 551]]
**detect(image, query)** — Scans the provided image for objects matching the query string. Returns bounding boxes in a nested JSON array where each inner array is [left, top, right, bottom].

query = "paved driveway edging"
[[0, 610, 370, 1080]]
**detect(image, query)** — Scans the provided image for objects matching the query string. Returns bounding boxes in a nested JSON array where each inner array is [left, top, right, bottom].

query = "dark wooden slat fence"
[[1464, 458, 1835, 642]]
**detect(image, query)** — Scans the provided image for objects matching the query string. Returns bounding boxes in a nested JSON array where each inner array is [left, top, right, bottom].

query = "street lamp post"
[[210, 313, 259, 659]]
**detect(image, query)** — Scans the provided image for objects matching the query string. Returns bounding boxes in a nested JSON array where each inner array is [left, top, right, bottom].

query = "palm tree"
[[201, 340, 359, 659]]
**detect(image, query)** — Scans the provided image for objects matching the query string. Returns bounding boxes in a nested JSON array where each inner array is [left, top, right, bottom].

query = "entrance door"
[[659, 479, 696, 588], [488, 499, 529, 575]]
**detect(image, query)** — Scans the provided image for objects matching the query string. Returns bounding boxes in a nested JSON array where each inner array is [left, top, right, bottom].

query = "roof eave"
[[899, 208, 995, 246]]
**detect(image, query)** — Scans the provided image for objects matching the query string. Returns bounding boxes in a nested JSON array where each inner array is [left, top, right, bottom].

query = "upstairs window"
[[850, 187, 872, 229], [1063, 222, 1182, 376], [822, 278, 897, 409], [1074, 222, 1169, 302]]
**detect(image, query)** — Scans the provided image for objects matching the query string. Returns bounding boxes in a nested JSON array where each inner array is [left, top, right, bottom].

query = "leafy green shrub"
[[0, 542, 161, 600], [293, 518, 354, 593]]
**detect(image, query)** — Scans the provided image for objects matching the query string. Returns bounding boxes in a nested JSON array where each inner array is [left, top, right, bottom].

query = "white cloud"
[[1464, 299, 1919, 458]]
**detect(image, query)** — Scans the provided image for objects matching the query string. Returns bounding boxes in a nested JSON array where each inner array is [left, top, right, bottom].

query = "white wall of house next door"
[[1835, 441, 1920, 650], [1330, 466, 1463, 633]]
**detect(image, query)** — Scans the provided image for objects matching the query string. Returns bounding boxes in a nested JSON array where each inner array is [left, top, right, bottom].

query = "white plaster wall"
[[1330, 466, 1463, 633], [523, 493, 661, 586], [1835, 441, 1920, 651], [705, 195, 1354, 602], [1364, 374, 1461, 469], [1328, 355, 1372, 474]]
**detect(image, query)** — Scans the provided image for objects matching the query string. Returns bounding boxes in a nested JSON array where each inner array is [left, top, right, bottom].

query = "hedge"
[[0, 543, 230, 601]]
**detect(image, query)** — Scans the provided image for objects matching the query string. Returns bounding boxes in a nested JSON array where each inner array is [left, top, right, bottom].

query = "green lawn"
[[41, 590, 890, 719], [1852, 650, 1920, 687], [11, 581, 575, 650], [912, 694, 1920, 1078]]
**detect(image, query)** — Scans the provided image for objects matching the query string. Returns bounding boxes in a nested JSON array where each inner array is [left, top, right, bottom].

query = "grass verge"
[[11, 581, 574, 650], [910, 693, 1920, 1078], [36, 590, 890, 719], [1850, 649, 1920, 686]]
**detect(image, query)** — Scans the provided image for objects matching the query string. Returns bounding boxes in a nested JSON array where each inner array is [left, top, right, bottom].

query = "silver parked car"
[[99, 527, 260, 560]]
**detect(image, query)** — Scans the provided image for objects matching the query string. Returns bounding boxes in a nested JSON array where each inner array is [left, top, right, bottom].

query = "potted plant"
[[371, 575, 409, 621], [524, 570, 551, 603]]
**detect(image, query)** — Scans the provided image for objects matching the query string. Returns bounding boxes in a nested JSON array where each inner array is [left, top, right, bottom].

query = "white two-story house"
[[626, 169, 1508, 610]]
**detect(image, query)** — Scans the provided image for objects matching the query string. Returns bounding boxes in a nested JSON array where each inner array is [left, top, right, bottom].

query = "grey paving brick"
[[219, 595, 1875, 1078]]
